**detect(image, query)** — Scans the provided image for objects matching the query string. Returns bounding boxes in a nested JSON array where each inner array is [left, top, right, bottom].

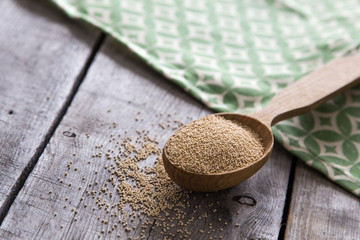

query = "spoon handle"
[[250, 54, 360, 127]]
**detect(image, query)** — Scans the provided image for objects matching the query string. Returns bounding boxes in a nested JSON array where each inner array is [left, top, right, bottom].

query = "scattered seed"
[[55, 114, 238, 239]]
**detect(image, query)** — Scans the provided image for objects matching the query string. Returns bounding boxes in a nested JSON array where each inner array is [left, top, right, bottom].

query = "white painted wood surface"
[[0, 38, 292, 239], [285, 161, 360, 239], [0, 0, 98, 210]]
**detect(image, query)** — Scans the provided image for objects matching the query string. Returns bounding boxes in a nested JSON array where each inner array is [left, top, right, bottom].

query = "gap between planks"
[[0, 33, 106, 225], [277, 157, 297, 240]]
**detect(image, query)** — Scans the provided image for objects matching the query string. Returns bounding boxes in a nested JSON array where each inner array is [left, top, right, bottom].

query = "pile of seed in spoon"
[[165, 115, 264, 174]]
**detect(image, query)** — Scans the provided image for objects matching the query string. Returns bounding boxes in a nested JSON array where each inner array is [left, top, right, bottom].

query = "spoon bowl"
[[163, 54, 360, 192], [163, 113, 273, 192]]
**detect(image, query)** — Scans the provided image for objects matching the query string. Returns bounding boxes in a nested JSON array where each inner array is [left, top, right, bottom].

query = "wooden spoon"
[[163, 54, 360, 192]]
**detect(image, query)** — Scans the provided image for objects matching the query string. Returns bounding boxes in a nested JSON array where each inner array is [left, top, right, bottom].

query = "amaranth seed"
[[166, 115, 264, 174]]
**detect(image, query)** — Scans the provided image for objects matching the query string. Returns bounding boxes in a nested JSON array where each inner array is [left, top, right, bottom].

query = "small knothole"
[[8, 110, 14, 115], [63, 131, 76, 137], [233, 195, 257, 206]]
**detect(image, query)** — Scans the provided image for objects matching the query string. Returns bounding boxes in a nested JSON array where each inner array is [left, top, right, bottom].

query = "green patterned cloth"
[[51, 0, 360, 196]]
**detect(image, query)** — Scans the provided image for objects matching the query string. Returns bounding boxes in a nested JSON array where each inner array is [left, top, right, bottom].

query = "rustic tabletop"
[[0, 1, 359, 239]]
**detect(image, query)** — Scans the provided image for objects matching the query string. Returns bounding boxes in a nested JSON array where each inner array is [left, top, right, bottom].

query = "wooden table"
[[0, 1, 359, 239]]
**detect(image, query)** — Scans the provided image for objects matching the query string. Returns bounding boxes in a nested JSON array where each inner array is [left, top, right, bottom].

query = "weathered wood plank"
[[0, 0, 99, 209], [285, 160, 360, 239], [0, 37, 292, 239]]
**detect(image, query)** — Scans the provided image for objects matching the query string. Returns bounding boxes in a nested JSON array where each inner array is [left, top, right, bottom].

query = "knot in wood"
[[63, 131, 76, 137], [233, 195, 256, 206]]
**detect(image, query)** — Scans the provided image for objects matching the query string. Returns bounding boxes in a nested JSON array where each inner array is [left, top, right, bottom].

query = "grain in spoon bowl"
[[165, 114, 265, 174]]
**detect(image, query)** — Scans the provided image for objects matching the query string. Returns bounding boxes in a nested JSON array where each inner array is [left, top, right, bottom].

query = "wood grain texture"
[[285, 160, 360, 240], [0, 37, 292, 240], [0, 0, 99, 208]]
